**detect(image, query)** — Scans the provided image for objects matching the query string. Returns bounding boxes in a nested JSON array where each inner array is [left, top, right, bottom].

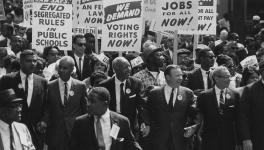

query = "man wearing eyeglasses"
[[197, 66, 240, 150], [69, 34, 93, 80]]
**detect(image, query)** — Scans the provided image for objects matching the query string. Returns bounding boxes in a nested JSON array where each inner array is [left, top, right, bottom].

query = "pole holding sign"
[[173, 30, 178, 65], [0, 0, 6, 20]]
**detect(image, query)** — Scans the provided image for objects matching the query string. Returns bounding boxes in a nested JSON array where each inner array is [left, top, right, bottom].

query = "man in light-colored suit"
[[39, 56, 87, 150], [146, 65, 197, 150]]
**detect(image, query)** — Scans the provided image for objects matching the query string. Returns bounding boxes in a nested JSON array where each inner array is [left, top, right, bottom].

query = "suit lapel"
[[110, 111, 120, 150], [14, 72, 25, 98], [212, 88, 222, 115], [68, 79, 76, 105], [55, 79, 64, 108], [197, 68, 205, 89], [161, 86, 170, 112], [108, 77, 117, 111], [29, 75, 38, 108]]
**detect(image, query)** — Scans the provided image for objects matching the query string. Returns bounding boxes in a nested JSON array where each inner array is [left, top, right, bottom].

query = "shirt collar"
[[20, 70, 33, 79], [59, 77, 72, 86], [74, 53, 84, 60], [95, 109, 110, 122], [215, 85, 226, 94], [165, 84, 177, 93], [115, 76, 126, 85]]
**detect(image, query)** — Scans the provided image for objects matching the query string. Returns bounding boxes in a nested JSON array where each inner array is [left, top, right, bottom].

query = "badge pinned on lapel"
[[126, 88, 131, 94], [177, 95, 183, 101], [110, 123, 120, 140], [69, 90, 74, 96], [226, 94, 231, 99], [18, 83, 23, 89]]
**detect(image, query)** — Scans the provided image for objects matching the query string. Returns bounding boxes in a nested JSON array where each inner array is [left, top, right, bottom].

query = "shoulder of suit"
[[12, 122, 28, 129], [72, 78, 85, 85], [110, 111, 129, 122], [1, 71, 18, 79], [33, 74, 47, 81], [179, 86, 193, 92], [128, 76, 142, 83], [99, 76, 113, 85], [76, 113, 90, 121]]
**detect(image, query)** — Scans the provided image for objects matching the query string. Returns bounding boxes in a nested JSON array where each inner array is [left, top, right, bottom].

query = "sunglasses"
[[77, 43, 86, 47]]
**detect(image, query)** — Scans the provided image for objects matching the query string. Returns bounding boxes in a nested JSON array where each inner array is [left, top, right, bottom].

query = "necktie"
[[9, 124, 14, 150], [25, 75, 29, 98], [119, 83, 124, 113], [64, 82, 68, 105], [219, 90, 225, 114], [96, 117, 105, 150], [206, 71, 212, 89], [169, 88, 175, 111], [79, 57, 82, 75]]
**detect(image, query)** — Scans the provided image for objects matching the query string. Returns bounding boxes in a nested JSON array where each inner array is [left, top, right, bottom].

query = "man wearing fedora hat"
[[0, 89, 35, 150], [238, 60, 264, 150]]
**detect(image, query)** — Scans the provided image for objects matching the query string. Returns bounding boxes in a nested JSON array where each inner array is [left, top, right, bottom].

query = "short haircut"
[[20, 49, 36, 60], [164, 64, 181, 77], [72, 34, 85, 44], [216, 54, 233, 66], [90, 71, 108, 87], [112, 56, 129, 72], [43, 46, 60, 60], [84, 33, 95, 40], [212, 66, 229, 79], [87, 87, 111, 103]]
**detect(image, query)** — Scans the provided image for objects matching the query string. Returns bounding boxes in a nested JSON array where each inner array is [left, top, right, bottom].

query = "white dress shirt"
[[229, 73, 242, 89], [115, 77, 126, 113], [215, 86, 226, 106], [94, 109, 112, 150], [201, 68, 210, 90], [58, 77, 72, 105], [74, 54, 84, 74], [0, 67, 6, 78], [164, 84, 178, 106], [20, 70, 33, 107]]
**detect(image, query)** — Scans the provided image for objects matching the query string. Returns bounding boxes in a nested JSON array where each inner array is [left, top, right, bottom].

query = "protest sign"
[[0, 0, 5, 20], [73, 27, 102, 39], [23, 0, 33, 27], [240, 55, 258, 69], [73, 0, 103, 27], [155, 0, 198, 31], [101, 0, 143, 52], [178, 0, 217, 35], [143, 0, 156, 22], [131, 56, 144, 68], [32, 2, 72, 52]]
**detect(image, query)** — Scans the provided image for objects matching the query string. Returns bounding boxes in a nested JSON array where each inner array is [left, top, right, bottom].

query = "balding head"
[[58, 56, 75, 81], [112, 57, 131, 81]]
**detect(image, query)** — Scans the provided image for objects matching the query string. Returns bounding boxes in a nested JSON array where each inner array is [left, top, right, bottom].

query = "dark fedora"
[[0, 89, 23, 107]]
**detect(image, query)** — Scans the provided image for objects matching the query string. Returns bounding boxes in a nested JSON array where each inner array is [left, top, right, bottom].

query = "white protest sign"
[[73, 0, 103, 27], [23, 0, 33, 27], [131, 56, 144, 68], [0, 0, 5, 20], [73, 27, 102, 39], [143, 0, 156, 22], [32, 2, 72, 51], [155, 0, 198, 31], [178, 0, 217, 35], [240, 55, 258, 69], [102, 0, 143, 52]]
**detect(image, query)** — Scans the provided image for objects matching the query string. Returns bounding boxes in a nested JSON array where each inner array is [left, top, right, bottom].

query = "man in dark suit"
[[69, 34, 93, 80], [38, 56, 87, 150], [99, 57, 149, 138], [0, 50, 47, 149], [238, 60, 264, 150], [187, 46, 215, 95], [70, 87, 142, 150], [197, 66, 240, 150], [147, 65, 197, 150]]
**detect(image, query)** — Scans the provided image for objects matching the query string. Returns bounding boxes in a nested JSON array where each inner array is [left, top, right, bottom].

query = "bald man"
[[39, 56, 87, 150], [99, 57, 150, 139]]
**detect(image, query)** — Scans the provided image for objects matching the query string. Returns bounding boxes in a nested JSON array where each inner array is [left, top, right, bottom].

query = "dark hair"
[[1, 23, 14, 34], [20, 49, 36, 60], [42, 46, 60, 60], [164, 64, 181, 77], [241, 68, 260, 86], [90, 71, 107, 87], [196, 48, 212, 64], [72, 34, 85, 44], [87, 87, 111, 103], [84, 33, 95, 40], [26, 28, 32, 43], [216, 54, 233, 66]]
